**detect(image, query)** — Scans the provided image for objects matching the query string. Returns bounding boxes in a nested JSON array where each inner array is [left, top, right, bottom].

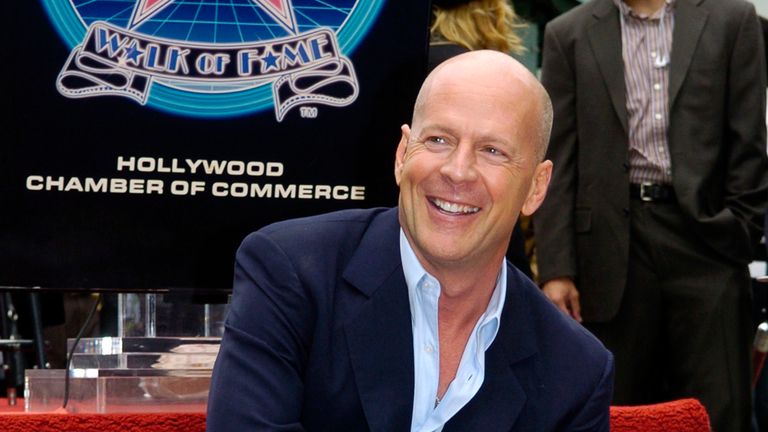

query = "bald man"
[[207, 51, 614, 432]]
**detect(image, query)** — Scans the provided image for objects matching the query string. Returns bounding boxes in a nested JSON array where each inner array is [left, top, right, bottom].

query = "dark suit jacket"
[[534, 0, 768, 322], [207, 207, 613, 431], [428, 42, 469, 73]]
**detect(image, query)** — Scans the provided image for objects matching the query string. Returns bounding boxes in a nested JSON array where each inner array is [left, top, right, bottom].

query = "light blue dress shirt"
[[400, 230, 507, 432]]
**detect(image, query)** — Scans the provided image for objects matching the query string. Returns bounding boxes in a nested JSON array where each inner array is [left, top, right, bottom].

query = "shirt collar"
[[613, 0, 675, 19], [400, 228, 427, 294], [399, 228, 506, 337]]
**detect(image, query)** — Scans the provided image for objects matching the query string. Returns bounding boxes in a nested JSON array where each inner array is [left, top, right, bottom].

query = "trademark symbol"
[[300, 106, 318, 118]]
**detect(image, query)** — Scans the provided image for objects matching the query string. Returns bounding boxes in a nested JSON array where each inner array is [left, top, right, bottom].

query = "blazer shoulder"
[[502, 267, 613, 423], [546, 0, 605, 33], [242, 207, 392, 250], [235, 208, 394, 278], [512, 267, 610, 365], [701, 0, 757, 15], [544, 0, 609, 48]]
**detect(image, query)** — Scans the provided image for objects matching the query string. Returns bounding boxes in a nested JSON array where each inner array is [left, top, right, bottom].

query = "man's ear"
[[394, 124, 411, 186], [521, 160, 553, 216]]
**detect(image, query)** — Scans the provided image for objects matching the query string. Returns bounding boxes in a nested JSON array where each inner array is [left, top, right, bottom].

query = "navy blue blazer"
[[207, 208, 614, 431]]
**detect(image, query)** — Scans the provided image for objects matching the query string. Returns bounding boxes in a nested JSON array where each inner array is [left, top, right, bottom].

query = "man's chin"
[[418, 241, 476, 267]]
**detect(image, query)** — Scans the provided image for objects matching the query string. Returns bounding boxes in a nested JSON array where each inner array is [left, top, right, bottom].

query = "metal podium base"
[[25, 293, 228, 413]]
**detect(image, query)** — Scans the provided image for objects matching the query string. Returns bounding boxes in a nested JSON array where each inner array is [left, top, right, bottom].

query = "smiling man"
[[207, 50, 614, 432]]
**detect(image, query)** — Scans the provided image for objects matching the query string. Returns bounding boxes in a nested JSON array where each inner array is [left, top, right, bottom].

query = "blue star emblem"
[[262, 51, 280, 71], [123, 41, 144, 65]]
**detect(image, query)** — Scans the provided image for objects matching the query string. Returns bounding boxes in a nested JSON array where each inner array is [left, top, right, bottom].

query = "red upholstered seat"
[[610, 398, 711, 432], [0, 412, 207, 432], [1, 398, 711, 431]]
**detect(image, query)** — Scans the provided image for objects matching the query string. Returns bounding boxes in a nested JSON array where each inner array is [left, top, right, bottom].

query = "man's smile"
[[428, 197, 480, 215]]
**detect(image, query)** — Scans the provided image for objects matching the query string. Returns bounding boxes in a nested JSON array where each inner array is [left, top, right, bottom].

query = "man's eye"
[[426, 137, 447, 145], [483, 146, 504, 156]]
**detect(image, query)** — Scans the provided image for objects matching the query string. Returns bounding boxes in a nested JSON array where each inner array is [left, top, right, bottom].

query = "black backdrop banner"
[[2, 0, 430, 291]]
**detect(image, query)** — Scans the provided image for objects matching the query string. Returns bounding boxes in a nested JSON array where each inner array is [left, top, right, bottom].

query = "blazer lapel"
[[343, 209, 414, 432], [668, 0, 708, 109], [587, 0, 629, 134], [444, 267, 539, 432]]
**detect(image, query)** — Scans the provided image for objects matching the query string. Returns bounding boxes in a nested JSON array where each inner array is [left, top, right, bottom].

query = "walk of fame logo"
[[41, 0, 384, 120]]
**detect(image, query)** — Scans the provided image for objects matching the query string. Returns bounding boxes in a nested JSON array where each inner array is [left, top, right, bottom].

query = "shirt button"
[[653, 83, 661, 91], [658, 146, 664, 152], [651, 51, 657, 58], [654, 113, 662, 120], [424, 344, 434, 353]]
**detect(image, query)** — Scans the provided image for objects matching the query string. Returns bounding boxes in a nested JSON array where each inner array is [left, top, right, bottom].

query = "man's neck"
[[623, 0, 666, 16], [432, 260, 502, 400], [430, 254, 503, 333]]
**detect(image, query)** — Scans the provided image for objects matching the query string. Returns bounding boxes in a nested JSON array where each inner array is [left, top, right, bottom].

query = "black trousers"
[[586, 198, 753, 432]]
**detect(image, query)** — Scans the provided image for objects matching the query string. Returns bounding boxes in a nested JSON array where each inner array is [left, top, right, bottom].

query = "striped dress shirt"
[[614, 0, 675, 184]]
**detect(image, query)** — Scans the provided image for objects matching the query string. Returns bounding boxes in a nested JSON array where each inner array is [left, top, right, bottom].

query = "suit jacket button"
[[622, 208, 630, 216], [622, 162, 630, 172]]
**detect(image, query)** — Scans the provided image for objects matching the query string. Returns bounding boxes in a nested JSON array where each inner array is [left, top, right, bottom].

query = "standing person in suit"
[[534, 0, 768, 430], [207, 51, 614, 432], [428, 0, 534, 278]]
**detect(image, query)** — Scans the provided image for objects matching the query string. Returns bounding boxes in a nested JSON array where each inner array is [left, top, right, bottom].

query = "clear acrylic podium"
[[25, 292, 229, 413]]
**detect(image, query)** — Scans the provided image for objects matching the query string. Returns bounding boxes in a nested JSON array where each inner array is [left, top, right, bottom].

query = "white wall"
[[749, 0, 768, 19]]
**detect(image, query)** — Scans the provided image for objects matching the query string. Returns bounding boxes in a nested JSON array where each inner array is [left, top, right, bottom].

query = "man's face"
[[395, 72, 550, 273]]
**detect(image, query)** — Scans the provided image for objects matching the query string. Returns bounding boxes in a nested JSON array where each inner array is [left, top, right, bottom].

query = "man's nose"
[[439, 143, 478, 184]]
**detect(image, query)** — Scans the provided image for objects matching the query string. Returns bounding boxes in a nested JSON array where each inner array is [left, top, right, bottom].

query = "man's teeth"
[[432, 198, 479, 214]]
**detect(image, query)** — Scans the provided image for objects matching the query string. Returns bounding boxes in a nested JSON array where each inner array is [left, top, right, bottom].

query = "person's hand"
[[542, 277, 582, 322]]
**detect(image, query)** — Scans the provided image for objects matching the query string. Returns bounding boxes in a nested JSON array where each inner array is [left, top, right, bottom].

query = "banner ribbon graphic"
[[57, 22, 359, 120]]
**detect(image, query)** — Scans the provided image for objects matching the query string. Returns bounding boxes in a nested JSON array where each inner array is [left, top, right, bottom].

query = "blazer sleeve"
[[535, 21, 579, 283], [207, 231, 314, 431], [563, 352, 615, 432], [722, 2, 768, 256]]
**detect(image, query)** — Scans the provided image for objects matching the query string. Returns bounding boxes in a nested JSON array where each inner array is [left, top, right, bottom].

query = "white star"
[[129, 0, 176, 29], [128, 0, 298, 36], [251, 0, 298, 35]]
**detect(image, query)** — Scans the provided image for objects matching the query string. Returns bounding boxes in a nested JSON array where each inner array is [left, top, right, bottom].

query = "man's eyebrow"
[[414, 124, 517, 150], [414, 122, 457, 136], [469, 131, 516, 152]]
